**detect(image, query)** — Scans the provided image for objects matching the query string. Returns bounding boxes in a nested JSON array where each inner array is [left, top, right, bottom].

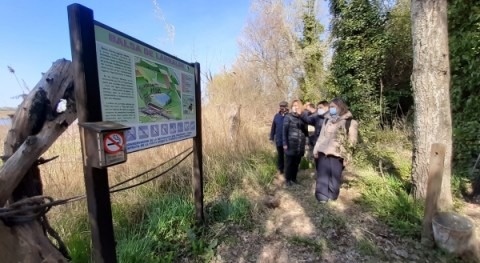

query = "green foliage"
[[449, 0, 480, 171], [328, 0, 388, 125], [328, 0, 416, 130], [382, 0, 414, 121], [298, 0, 325, 102]]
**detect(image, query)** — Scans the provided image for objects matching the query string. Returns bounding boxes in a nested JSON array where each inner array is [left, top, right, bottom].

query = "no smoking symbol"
[[104, 132, 124, 154]]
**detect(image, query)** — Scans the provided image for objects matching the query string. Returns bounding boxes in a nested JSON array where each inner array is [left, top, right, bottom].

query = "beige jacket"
[[313, 111, 358, 161]]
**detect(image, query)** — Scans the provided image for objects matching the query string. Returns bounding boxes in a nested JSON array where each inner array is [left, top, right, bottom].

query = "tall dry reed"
[[0, 104, 273, 223]]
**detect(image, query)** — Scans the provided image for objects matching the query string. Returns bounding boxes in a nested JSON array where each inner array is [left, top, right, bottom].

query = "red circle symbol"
[[103, 132, 124, 154]]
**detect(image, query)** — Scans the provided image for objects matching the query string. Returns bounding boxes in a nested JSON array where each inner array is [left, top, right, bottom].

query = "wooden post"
[[421, 143, 446, 246], [68, 4, 117, 262], [192, 62, 204, 224]]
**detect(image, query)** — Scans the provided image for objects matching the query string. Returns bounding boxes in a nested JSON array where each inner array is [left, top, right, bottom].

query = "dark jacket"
[[301, 110, 325, 146], [270, 112, 286, 147], [282, 112, 308, 156]]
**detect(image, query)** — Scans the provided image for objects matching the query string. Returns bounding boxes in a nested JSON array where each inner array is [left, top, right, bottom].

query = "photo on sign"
[[135, 57, 182, 123]]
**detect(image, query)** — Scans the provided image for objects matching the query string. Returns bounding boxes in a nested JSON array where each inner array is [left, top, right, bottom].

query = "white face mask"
[[317, 109, 325, 115], [292, 107, 297, 113]]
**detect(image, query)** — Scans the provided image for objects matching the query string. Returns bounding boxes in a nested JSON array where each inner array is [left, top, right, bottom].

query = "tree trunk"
[[0, 59, 76, 262], [410, 0, 453, 209]]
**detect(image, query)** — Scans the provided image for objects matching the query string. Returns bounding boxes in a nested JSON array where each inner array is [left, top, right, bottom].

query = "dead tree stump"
[[0, 59, 76, 262]]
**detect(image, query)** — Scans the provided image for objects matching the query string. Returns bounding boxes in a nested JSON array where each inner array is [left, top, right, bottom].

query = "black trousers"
[[276, 146, 285, 173], [285, 154, 302, 183], [315, 153, 344, 201]]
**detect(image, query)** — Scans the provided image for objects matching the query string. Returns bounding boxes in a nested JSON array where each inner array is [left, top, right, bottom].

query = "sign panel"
[[94, 23, 196, 153]]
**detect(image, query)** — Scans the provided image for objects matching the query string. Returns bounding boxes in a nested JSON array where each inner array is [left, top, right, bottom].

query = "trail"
[[212, 169, 450, 263]]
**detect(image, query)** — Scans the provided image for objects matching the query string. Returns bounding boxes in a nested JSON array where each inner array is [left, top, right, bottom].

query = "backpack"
[[324, 118, 353, 135]]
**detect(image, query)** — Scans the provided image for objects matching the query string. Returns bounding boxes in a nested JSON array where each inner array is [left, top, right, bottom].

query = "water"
[[0, 118, 12, 126]]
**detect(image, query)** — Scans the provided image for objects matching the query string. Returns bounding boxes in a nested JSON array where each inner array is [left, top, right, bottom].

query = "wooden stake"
[[421, 143, 446, 246]]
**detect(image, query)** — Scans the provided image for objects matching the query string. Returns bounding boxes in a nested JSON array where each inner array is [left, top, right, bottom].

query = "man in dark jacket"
[[270, 101, 288, 174], [283, 100, 308, 186], [302, 101, 329, 161]]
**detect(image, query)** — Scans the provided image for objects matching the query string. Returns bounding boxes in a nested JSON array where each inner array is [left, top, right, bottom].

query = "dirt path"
[[212, 169, 451, 263]]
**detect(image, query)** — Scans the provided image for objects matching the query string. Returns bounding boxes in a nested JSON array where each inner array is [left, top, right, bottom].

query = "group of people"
[[269, 98, 358, 203]]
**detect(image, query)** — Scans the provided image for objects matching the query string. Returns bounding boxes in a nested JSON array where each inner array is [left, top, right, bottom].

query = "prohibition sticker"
[[103, 132, 124, 154]]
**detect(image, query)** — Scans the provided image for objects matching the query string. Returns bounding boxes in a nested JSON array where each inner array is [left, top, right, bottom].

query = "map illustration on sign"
[[136, 58, 182, 123]]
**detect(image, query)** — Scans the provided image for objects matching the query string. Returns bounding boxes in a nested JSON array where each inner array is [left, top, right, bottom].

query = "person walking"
[[270, 101, 289, 174], [313, 98, 358, 202], [283, 99, 308, 186]]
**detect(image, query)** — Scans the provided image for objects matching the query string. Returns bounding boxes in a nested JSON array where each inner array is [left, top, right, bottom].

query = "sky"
[[0, 0, 251, 107]]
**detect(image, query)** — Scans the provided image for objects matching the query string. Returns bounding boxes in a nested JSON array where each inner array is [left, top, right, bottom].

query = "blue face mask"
[[329, 107, 337, 115]]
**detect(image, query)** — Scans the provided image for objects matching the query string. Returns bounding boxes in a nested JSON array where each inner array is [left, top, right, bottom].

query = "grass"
[[319, 210, 347, 231], [288, 236, 325, 256], [59, 181, 256, 262], [356, 169, 424, 238], [356, 238, 380, 257], [353, 128, 425, 239], [0, 97, 274, 262]]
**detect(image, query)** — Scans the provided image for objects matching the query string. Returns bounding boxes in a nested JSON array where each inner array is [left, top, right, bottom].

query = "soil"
[[209, 168, 475, 263]]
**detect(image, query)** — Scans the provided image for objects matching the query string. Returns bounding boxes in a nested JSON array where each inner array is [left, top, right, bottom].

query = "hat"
[[279, 101, 288, 107]]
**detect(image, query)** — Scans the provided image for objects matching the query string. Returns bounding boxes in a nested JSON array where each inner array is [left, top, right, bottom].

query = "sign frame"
[[93, 21, 197, 154]]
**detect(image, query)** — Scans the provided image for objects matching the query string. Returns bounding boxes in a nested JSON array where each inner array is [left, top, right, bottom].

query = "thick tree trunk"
[[0, 59, 75, 262], [410, 0, 453, 209]]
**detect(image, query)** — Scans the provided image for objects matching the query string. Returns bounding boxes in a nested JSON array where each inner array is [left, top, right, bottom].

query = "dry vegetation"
[[0, 101, 272, 223], [0, 111, 14, 119]]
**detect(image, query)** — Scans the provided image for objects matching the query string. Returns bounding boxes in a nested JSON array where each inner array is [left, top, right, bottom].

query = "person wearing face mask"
[[302, 101, 329, 163], [282, 99, 308, 186], [270, 101, 289, 174], [313, 98, 358, 203]]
